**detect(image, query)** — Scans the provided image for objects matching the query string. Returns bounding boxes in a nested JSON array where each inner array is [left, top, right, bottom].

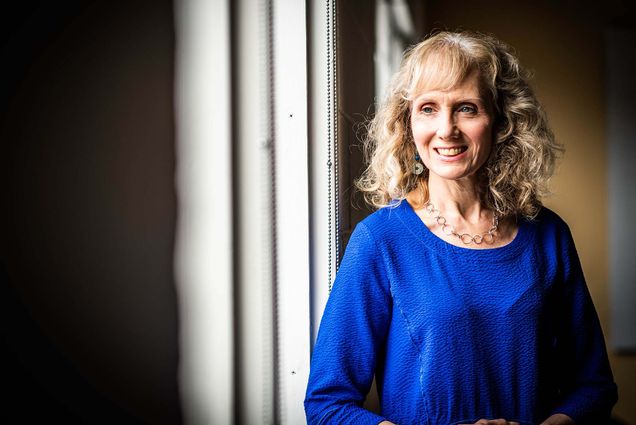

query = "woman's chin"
[[428, 168, 478, 183]]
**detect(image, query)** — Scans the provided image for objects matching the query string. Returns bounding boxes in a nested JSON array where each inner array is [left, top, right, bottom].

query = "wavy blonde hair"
[[356, 31, 563, 219]]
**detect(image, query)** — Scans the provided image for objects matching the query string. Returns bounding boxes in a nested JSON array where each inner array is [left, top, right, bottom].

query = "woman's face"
[[410, 71, 494, 183]]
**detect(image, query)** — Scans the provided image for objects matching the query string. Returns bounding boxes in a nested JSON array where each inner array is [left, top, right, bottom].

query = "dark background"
[[1, 1, 181, 423]]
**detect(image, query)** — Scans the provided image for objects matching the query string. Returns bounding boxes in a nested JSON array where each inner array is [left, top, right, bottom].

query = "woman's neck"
[[408, 175, 518, 250], [425, 174, 486, 224]]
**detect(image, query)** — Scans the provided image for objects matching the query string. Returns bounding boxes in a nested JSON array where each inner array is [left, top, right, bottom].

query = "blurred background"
[[1, 0, 634, 424]]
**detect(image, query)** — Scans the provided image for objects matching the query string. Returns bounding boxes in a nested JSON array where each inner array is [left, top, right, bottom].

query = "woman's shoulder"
[[344, 201, 416, 267], [525, 206, 575, 245], [356, 199, 410, 237], [530, 205, 568, 225]]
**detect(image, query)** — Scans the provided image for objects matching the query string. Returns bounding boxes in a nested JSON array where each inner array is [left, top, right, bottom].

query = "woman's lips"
[[434, 146, 467, 157]]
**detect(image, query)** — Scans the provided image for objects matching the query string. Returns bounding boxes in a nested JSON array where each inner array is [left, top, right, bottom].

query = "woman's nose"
[[435, 112, 459, 139]]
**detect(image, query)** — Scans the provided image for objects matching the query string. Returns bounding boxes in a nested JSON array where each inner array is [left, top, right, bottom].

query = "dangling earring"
[[413, 152, 424, 175]]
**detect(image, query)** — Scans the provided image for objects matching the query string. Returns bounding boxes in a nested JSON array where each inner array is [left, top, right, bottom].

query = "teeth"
[[437, 147, 464, 156]]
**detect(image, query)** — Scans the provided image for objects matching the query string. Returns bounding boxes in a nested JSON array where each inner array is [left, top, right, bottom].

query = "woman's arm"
[[304, 223, 391, 425], [547, 223, 617, 423]]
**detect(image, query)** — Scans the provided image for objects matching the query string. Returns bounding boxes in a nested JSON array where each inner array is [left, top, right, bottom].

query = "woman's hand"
[[456, 414, 574, 425], [539, 413, 575, 425]]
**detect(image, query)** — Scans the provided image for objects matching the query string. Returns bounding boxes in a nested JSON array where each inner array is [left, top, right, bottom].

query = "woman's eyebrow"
[[412, 96, 485, 105], [455, 97, 484, 103]]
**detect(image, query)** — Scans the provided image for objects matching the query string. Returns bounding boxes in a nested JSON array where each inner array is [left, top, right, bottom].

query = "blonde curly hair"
[[356, 31, 563, 219]]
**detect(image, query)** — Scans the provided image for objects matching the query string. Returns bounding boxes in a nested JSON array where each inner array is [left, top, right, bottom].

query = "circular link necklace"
[[419, 185, 499, 245]]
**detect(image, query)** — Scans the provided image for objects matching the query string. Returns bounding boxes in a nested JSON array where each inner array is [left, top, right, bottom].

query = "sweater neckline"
[[395, 199, 533, 262]]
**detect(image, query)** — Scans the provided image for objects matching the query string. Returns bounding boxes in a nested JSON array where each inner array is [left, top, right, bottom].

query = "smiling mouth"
[[435, 147, 467, 157]]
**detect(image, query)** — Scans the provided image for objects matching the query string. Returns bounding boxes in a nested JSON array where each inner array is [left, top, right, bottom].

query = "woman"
[[304, 31, 617, 425]]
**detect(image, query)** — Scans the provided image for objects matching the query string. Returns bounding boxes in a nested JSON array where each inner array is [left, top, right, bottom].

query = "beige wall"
[[424, 1, 636, 423]]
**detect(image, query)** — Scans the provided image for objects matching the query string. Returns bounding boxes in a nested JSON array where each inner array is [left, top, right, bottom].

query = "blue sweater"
[[305, 201, 617, 425]]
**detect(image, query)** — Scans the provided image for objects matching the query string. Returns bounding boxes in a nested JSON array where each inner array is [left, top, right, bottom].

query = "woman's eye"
[[420, 106, 434, 114], [458, 105, 477, 113]]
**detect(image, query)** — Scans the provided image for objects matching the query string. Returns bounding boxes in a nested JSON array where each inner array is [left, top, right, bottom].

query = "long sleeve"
[[304, 223, 391, 425], [549, 224, 618, 424]]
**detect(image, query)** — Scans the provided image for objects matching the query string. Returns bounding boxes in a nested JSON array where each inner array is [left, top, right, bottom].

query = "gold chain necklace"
[[419, 185, 499, 245]]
